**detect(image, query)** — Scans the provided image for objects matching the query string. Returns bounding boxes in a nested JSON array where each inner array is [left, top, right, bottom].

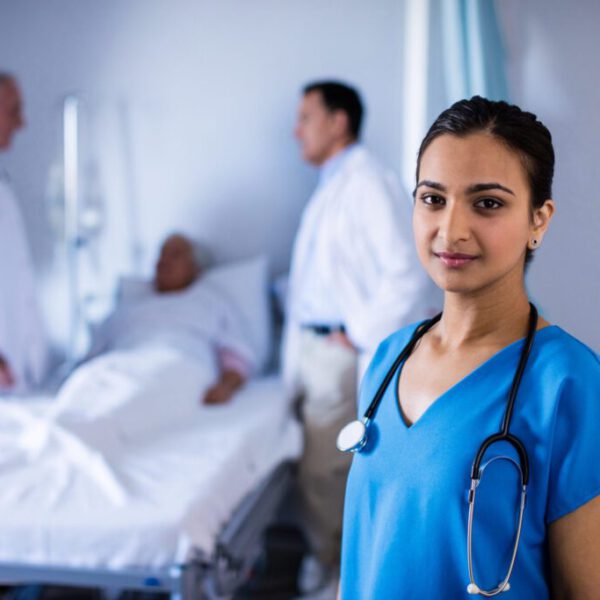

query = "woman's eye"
[[474, 197, 503, 210], [421, 194, 445, 206]]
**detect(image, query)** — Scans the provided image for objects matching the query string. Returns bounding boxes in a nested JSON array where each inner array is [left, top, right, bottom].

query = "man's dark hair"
[[0, 73, 16, 90], [303, 80, 364, 139], [417, 96, 554, 264]]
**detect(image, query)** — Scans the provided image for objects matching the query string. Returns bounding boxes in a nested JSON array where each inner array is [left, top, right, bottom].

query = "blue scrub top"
[[340, 323, 600, 599]]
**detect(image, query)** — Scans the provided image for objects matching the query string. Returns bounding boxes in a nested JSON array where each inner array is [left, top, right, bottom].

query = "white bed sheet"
[[0, 376, 301, 569]]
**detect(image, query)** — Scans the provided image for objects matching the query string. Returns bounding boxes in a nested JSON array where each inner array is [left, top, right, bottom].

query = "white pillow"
[[117, 277, 153, 302], [200, 254, 273, 370]]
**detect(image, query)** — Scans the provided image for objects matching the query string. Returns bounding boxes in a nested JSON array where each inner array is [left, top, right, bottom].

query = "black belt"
[[302, 323, 346, 336]]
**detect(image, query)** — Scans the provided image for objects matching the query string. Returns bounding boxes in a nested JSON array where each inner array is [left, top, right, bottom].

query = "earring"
[[531, 239, 538, 246]]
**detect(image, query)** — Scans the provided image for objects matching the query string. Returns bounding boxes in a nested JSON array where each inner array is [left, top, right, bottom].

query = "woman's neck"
[[436, 283, 532, 350]]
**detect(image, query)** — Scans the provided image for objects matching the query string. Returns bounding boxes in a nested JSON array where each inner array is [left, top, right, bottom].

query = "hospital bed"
[[0, 376, 301, 599], [0, 256, 302, 599]]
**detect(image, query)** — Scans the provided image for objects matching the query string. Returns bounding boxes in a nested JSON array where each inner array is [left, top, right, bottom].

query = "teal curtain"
[[440, 0, 509, 103], [401, 0, 509, 189]]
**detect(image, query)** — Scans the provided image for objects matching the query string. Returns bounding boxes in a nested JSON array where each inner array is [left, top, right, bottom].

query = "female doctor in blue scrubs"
[[339, 97, 600, 599]]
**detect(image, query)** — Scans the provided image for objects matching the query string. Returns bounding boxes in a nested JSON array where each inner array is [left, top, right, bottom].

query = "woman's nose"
[[438, 203, 471, 244]]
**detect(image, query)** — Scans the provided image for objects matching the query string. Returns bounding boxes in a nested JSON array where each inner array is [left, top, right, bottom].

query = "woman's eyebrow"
[[412, 180, 516, 198], [412, 180, 445, 198], [466, 182, 515, 195], [412, 179, 515, 198]]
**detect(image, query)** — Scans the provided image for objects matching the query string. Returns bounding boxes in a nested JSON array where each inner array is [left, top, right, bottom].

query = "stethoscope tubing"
[[339, 303, 539, 596], [363, 313, 442, 422], [471, 304, 538, 485]]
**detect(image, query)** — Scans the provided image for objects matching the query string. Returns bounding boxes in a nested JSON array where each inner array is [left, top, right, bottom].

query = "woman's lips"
[[434, 252, 478, 268]]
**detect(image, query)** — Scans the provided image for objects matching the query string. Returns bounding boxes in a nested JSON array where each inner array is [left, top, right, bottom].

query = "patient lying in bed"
[[88, 233, 254, 405], [0, 238, 274, 506], [23, 233, 263, 458]]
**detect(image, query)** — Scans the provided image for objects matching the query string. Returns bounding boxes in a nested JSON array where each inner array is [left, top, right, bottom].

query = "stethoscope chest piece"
[[336, 418, 369, 453]]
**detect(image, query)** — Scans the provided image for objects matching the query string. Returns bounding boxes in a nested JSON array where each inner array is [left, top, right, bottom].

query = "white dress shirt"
[[283, 145, 440, 387]]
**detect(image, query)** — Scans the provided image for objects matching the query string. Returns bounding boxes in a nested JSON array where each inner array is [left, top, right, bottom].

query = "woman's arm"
[[548, 494, 600, 599]]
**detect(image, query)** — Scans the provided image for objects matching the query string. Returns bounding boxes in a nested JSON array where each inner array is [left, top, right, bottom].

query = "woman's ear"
[[528, 199, 555, 249]]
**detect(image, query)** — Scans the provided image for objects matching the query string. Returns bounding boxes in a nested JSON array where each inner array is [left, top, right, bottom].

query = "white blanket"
[[0, 376, 301, 568], [0, 275, 302, 568], [0, 276, 267, 503], [0, 344, 221, 504]]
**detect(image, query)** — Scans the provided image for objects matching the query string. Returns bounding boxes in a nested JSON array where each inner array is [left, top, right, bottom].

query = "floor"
[[234, 524, 307, 599]]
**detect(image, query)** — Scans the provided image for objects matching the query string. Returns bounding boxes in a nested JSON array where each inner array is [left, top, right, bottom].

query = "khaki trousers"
[[296, 329, 357, 567]]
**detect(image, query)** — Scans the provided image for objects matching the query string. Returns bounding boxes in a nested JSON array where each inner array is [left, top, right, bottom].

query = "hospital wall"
[[497, 0, 600, 350], [0, 0, 407, 349], [0, 0, 598, 353]]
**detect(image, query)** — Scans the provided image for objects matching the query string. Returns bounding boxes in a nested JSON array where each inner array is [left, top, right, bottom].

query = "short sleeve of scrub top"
[[546, 336, 600, 522], [340, 324, 600, 600]]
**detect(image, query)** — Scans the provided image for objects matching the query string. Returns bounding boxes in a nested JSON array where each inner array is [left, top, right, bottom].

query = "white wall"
[[1, 1, 598, 352], [0, 0, 408, 346], [498, 0, 600, 350]]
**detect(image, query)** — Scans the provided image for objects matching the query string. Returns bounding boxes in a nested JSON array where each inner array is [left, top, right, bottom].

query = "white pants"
[[296, 330, 357, 567]]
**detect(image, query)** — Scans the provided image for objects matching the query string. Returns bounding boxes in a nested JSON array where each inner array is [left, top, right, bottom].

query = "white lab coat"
[[283, 146, 440, 389], [0, 175, 48, 390]]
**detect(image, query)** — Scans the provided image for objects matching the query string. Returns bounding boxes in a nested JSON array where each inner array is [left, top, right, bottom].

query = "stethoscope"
[[337, 304, 538, 597]]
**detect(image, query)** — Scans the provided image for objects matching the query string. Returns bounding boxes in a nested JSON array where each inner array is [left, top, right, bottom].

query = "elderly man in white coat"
[[283, 81, 439, 595], [0, 73, 48, 391]]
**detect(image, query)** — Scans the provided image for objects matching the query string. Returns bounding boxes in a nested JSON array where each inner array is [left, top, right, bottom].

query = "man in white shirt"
[[0, 73, 47, 391], [283, 81, 438, 592]]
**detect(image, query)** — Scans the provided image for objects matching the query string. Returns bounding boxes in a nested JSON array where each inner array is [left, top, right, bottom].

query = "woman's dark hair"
[[303, 80, 364, 140], [416, 96, 554, 263]]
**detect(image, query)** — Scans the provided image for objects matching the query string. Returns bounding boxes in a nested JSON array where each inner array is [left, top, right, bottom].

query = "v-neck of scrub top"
[[393, 325, 558, 432]]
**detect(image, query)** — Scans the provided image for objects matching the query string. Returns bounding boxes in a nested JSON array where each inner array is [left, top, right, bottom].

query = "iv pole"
[[63, 95, 81, 369]]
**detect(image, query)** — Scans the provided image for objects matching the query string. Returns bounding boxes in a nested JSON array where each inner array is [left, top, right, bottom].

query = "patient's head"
[[154, 234, 210, 293]]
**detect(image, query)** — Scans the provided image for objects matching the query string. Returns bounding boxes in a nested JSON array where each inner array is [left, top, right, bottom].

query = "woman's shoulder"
[[535, 325, 599, 378], [378, 321, 423, 351], [531, 326, 600, 411], [361, 322, 424, 385]]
